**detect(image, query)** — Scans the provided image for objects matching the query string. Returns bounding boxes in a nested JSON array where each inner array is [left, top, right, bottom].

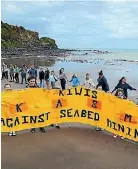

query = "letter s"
[[60, 110, 66, 118], [38, 114, 44, 122]]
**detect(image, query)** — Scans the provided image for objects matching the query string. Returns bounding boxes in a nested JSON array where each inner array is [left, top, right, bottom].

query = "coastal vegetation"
[[1, 21, 58, 49]]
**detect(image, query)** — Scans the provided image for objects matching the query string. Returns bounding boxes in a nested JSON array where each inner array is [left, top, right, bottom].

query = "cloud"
[[102, 2, 138, 38], [84, 14, 97, 20], [1, 1, 138, 49], [4, 2, 24, 14]]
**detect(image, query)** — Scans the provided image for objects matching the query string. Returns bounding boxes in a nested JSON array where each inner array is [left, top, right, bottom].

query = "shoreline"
[[1, 48, 110, 58]]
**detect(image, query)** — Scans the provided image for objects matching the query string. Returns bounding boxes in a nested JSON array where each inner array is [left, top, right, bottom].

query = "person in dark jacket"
[[113, 88, 125, 139], [20, 65, 27, 84], [45, 68, 50, 89], [39, 68, 45, 88], [112, 77, 137, 99], [96, 70, 109, 92], [28, 65, 37, 79], [26, 75, 46, 133]]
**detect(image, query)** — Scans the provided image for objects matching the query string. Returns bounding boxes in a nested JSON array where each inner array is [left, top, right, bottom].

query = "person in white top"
[[4, 83, 16, 136], [84, 73, 95, 89], [49, 70, 58, 89]]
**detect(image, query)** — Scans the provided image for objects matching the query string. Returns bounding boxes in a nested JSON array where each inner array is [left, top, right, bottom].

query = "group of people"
[[2, 62, 137, 138]]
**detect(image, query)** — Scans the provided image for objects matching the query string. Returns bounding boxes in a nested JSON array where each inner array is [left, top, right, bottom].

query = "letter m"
[[124, 114, 132, 123]]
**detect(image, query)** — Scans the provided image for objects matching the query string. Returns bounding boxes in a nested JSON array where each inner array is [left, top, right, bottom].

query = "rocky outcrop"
[[1, 21, 58, 50]]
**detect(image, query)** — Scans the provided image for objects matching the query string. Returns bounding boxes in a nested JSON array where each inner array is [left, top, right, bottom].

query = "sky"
[[1, 0, 138, 49]]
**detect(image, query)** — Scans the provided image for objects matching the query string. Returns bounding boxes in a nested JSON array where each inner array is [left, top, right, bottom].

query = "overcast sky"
[[2, 0, 138, 49]]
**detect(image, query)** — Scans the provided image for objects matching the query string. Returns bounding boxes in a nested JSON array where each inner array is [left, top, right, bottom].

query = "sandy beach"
[[1, 77, 138, 169], [2, 127, 138, 169], [1, 51, 138, 169]]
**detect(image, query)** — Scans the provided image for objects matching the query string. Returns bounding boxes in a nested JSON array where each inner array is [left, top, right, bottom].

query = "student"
[[84, 73, 95, 89], [59, 68, 68, 90], [4, 83, 16, 136], [9, 64, 14, 82], [28, 65, 37, 79], [5, 65, 9, 80], [49, 70, 58, 89], [70, 74, 80, 87], [45, 68, 50, 89], [39, 68, 45, 88], [95, 85, 103, 131], [26, 76, 46, 133], [50, 86, 60, 129], [20, 65, 27, 84], [113, 88, 125, 139], [97, 70, 109, 92], [112, 77, 137, 99], [1, 62, 6, 79], [14, 64, 20, 83]]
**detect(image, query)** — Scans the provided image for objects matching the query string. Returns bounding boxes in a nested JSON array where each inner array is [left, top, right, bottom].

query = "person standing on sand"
[[9, 64, 14, 82], [84, 73, 95, 89], [14, 64, 20, 83], [49, 70, 58, 89], [1, 62, 6, 80], [4, 83, 16, 136], [113, 88, 125, 139], [50, 86, 60, 129], [97, 70, 109, 92], [45, 68, 50, 89], [112, 77, 137, 99], [20, 65, 27, 84], [4, 64, 9, 80], [25, 75, 46, 133], [95, 85, 104, 131], [69, 74, 80, 87], [59, 68, 68, 90], [39, 68, 45, 88], [28, 66, 37, 79]]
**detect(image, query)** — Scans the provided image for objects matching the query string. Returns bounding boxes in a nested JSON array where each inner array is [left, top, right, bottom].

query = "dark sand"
[[1, 80, 138, 169], [1, 128, 138, 169]]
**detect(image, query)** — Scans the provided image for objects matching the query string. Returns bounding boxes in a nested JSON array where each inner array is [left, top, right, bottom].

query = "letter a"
[[56, 99, 62, 108]]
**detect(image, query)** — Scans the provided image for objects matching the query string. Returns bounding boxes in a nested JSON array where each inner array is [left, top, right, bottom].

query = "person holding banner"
[[59, 68, 68, 90], [50, 86, 60, 129], [69, 74, 80, 87], [4, 83, 16, 136], [26, 75, 46, 133], [49, 70, 58, 89], [112, 77, 137, 99], [84, 73, 95, 89], [95, 85, 104, 131], [113, 88, 125, 139], [97, 70, 109, 92]]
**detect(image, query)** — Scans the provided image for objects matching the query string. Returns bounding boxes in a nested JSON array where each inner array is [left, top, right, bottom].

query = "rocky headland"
[[1, 21, 110, 59], [1, 21, 71, 58]]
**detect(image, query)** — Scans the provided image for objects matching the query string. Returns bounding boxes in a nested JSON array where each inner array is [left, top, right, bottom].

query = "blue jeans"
[[51, 81, 55, 89], [40, 79, 45, 88], [21, 73, 27, 83]]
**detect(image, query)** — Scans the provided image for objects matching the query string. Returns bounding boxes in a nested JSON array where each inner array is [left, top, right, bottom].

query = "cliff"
[[1, 21, 58, 49]]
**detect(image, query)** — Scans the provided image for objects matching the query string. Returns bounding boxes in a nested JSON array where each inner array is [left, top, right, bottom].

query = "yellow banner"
[[1, 87, 138, 142]]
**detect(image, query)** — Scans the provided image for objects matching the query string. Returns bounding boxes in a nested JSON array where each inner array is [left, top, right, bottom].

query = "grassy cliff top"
[[1, 21, 58, 49]]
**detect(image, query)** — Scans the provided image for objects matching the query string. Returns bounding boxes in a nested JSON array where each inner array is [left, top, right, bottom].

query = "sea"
[[1, 49, 138, 100]]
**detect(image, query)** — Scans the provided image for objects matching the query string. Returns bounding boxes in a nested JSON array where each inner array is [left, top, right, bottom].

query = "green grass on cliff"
[[1, 21, 58, 48]]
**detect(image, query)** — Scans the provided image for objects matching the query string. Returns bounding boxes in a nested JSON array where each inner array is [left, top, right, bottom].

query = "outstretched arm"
[[127, 84, 137, 91]]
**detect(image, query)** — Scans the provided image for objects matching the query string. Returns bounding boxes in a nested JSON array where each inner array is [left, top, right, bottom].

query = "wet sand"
[[1, 80, 138, 169], [2, 128, 138, 169]]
